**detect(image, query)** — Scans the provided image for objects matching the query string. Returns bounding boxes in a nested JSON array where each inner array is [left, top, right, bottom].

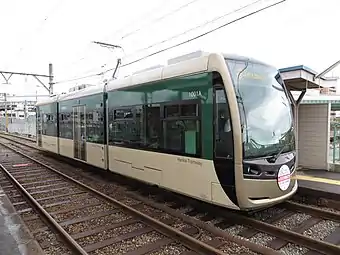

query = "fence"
[[330, 122, 340, 163], [0, 116, 36, 137]]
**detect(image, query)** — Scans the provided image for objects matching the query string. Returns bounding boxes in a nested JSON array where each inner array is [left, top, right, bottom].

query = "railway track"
[[185, 199, 340, 255], [1, 134, 340, 254], [291, 189, 340, 212], [0, 142, 227, 255], [0, 137, 280, 255], [0, 131, 36, 142]]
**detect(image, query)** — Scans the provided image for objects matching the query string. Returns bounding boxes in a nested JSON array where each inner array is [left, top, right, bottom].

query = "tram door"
[[73, 105, 86, 161]]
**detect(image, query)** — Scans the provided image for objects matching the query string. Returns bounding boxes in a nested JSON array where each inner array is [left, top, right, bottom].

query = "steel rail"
[[0, 132, 35, 142], [2, 135, 340, 254], [0, 140, 227, 255], [282, 201, 340, 222], [0, 135, 282, 255], [0, 163, 88, 255], [224, 211, 340, 255]]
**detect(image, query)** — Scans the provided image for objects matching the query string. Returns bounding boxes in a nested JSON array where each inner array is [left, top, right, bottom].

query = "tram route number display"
[[188, 90, 202, 98]]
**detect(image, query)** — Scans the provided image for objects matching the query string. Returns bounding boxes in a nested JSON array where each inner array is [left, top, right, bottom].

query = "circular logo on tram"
[[277, 165, 291, 191]]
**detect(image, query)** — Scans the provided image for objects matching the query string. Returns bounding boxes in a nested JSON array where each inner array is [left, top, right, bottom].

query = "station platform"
[[295, 169, 340, 200], [0, 187, 43, 255]]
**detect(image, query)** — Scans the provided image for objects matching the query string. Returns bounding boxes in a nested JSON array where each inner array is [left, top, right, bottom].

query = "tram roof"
[[35, 94, 60, 106], [58, 83, 105, 102], [106, 51, 276, 92], [38, 51, 336, 106], [36, 84, 105, 106], [222, 53, 272, 67]]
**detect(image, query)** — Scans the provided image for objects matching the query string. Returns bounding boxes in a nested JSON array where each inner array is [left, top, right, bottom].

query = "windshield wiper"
[[267, 144, 286, 163]]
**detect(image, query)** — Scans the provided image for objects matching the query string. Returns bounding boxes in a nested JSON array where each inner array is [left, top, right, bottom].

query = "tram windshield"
[[226, 59, 295, 159]]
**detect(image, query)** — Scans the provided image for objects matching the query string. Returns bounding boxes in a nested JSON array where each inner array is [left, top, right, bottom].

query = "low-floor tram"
[[36, 50, 297, 211]]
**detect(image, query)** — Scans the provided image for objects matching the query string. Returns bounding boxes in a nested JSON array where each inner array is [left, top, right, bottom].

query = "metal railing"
[[330, 122, 340, 163], [0, 116, 36, 137]]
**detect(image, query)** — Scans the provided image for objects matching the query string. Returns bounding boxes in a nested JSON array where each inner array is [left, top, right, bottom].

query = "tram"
[[36, 50, 297, 211]]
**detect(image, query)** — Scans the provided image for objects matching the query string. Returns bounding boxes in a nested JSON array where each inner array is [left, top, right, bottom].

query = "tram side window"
[[107, 99, 201, 157], [134, 105, 144, 145], [161, 101, 201, 156], [43, 114, 57, 137], [86, 98, 104, 144], [59, 111, 73, 139], [108, 108, 114, 144], [41, 104, 57, 137], [215, 88, 233, 158], [59, 103, 73, 140], [109, 106, 144, 146], [145, 104, 161, 149], [36, 107, 42, 135]]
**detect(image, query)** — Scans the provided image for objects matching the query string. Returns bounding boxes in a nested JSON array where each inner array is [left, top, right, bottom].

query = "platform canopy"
[[279, 65, 337, 91], [278, 65, 338, 105]]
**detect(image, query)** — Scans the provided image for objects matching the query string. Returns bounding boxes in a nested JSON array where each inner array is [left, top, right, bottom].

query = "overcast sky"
[[0, 0, 339, 97]]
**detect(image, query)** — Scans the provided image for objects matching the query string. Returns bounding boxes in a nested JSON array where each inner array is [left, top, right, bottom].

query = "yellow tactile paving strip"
[[295, 175, 340, 186]]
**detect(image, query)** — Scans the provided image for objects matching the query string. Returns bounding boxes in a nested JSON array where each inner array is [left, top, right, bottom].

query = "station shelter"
[[279, 65, 339, 172]]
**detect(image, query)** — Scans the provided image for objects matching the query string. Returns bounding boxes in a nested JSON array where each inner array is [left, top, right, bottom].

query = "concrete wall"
[[297, 103, 330, 170]]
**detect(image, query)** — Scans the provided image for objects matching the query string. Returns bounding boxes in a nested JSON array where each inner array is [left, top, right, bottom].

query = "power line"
[[54, 73, 101, 84], [54, 43, 125, 84], [123, 0, 262, 60], [55, 0, 286, 84], [104, 0, 286, 73], [105, 0, 168, 39], [4, 0, 65, 70], [120, 0, 202, 40], [55, 0, 168, 74], [60, 0, 199, 72]]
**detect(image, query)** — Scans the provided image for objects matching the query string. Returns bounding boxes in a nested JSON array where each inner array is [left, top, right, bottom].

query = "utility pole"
[[24, 100, 27, 119], [4, 93, 8, 132], [0, 63, 54, 133], [0, 63, 54, 95], [49, 63, 54, 95]]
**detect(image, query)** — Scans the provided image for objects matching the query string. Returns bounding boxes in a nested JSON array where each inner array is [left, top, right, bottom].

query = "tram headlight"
[[243, 163, 261, 176]]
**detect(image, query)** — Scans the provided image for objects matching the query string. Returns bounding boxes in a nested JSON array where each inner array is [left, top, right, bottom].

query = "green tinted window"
[[107, 73, 211, 158], [40, 103, 58, 137], [59, 94, 105, 144]]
